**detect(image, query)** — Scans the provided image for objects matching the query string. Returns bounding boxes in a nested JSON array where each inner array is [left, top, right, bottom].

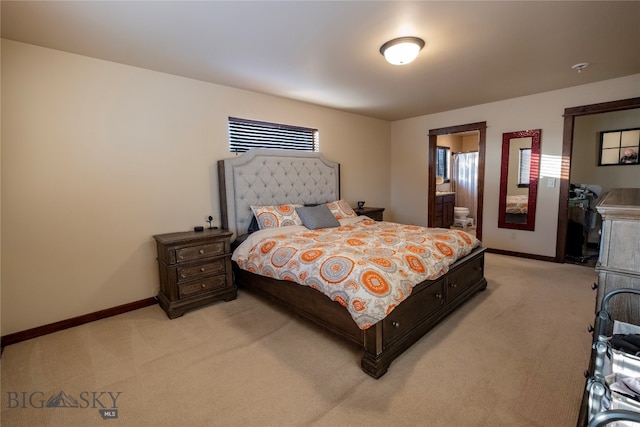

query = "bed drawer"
[[383, 279, 445, 345], [177, 259, 226, 282], [446, 255, 484, 301], [179, 275, 227, 298], [176, 242, 225, 263]]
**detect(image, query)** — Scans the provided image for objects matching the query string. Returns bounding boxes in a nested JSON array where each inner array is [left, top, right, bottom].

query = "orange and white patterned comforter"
[[232, 217, 481, 329]]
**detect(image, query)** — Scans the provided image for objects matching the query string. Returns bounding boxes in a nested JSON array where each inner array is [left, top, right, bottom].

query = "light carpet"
[[1, 253, 598, 426]]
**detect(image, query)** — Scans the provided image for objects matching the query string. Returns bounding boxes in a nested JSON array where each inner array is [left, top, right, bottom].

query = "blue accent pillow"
[[296, 205, 340, 230]]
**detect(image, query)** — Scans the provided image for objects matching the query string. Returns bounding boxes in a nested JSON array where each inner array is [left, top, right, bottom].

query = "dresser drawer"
[[179, 275, 227, 298], [177, 258, 226, 282], [383, 279, 445, 345], [446, 255, 484, 301], [176, 242, 225, 263]]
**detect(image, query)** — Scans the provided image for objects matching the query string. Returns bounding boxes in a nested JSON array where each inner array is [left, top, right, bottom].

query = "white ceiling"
[[2, 1, 639, 121]]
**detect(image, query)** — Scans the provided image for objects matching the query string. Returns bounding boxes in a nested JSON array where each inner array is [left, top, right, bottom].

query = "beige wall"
[[390, 74, 640, 257], [571, 109, 640, 194], [0, 40, 390, 335]]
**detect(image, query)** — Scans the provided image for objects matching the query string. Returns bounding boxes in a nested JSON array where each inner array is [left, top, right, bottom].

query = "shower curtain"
[[452, 152, 478, 220]]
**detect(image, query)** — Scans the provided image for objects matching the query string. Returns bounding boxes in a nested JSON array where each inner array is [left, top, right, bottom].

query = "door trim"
[[428, 122, 486, 241]]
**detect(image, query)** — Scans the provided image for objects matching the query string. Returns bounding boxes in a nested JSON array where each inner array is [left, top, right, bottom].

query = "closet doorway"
[[556, 97, 640, 262], [428, 122, 487, 240]]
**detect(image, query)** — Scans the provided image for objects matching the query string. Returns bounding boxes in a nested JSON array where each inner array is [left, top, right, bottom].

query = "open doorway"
[[428, 122, 487, 241], [556, 97, 640, 263]]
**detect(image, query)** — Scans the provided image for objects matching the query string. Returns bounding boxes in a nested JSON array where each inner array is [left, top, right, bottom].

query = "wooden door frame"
[[555, 97, 640, 262], [428, 122, 486, 241]]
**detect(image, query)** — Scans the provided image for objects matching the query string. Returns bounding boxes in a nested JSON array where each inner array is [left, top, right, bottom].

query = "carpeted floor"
[[0, 253, 598, 427]]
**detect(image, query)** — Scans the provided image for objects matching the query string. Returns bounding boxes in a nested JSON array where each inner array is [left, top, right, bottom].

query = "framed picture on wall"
[[599, 127, 640, 166]]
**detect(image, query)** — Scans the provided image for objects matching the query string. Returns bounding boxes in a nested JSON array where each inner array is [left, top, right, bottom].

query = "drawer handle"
[[592, 282, 598, 290], [475, 266, 482, 272], [201, 283, 206, 288], [392, 321, 400, 328], [588, 325, 594, 333], [200, 267, 206, 272], [199, 249, 205, 254], [435, 293, 442, 299], [449, 283, 457, 288]]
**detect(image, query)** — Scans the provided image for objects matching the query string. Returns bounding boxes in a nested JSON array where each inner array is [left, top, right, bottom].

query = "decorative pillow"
[[326, 199, 358, 220], [250, 204, 302, 229], [296, 205, 341, 230]]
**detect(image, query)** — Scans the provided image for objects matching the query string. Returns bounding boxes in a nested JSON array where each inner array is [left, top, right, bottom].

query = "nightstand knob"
[[450, 283, 457, 288], [201, 283, 206, 288], [200, 267, 205, 272], [199, 249, 205, 254], [392, 321, 400, 328]]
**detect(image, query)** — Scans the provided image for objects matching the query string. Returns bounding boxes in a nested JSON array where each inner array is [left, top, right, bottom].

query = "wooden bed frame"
[[218, 149, 487, 378]]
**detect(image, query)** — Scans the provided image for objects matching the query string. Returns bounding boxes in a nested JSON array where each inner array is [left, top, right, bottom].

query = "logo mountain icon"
[[46, 391, 79, 408]]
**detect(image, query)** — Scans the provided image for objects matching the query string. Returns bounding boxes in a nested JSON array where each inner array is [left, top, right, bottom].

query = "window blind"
[[228, 117, 318, 153], [518, 148, 531, 186]]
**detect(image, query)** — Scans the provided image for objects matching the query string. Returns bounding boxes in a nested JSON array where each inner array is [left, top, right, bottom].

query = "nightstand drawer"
[[177, 258, 226, 281], [176, 242, 225, 262], [179, 275, 227, 298]]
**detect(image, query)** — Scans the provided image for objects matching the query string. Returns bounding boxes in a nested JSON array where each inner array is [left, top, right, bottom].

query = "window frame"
[[598, 127, 640, 166], [517, 147, 531, 187], [436, 146, 451, 183]]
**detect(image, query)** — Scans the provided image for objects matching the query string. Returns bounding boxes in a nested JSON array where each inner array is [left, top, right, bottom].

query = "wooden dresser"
[[153, 229, 236, 319], [594, 188, 640, 330], [577, 188, 640, 426]]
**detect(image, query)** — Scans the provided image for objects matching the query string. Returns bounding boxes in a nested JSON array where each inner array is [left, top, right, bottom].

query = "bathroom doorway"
[[428, 122, 486, 241]]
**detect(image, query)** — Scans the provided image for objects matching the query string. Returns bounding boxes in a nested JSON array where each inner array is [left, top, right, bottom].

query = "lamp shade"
[[380, 37, 425, 65]]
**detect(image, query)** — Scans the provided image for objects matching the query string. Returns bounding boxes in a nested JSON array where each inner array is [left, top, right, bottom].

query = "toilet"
[[453, 207, 474, 228]]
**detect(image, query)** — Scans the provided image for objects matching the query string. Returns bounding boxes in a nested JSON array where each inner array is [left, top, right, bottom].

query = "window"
[[436, 146, 450, 182], [599, 128, 639, 165], [228, 117, 318, 153], [518, 148, 531, 187]]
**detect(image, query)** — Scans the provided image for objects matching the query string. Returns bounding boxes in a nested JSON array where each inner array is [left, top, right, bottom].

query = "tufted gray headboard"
[[218, 149, 340, 241]]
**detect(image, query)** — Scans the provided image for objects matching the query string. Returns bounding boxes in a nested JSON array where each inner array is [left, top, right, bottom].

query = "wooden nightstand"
[[153, 229, 236, 319], [354, 207, 385, 221]]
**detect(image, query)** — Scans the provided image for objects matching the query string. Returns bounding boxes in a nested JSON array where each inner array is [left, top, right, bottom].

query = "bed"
[[218, 149, 487, 378], [505, 194, 528, 224]]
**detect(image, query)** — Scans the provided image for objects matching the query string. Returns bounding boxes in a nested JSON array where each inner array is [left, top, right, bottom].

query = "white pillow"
[[326, 200, 358, 219]]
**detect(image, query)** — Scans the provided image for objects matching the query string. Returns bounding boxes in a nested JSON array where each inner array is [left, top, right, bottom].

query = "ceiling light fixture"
[[571, 62, 590, 73], [380, 36, 425, 65]]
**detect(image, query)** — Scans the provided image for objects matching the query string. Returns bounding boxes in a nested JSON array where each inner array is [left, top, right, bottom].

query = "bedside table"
[[153, 229, 236, 319], [353, 207, 385, 221]]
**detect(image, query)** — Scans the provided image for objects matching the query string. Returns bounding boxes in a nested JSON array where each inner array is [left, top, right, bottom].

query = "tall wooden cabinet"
[[594, 188, 640, 330]]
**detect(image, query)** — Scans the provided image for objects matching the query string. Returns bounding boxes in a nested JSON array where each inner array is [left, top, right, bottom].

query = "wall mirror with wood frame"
[[498, 129, 541, 231]]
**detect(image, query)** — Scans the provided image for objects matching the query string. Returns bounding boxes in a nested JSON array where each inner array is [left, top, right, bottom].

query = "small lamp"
[[380, 36, 425, 65]]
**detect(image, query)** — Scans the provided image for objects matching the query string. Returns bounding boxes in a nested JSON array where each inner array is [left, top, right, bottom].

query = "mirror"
[[498, 129, 541, 231]]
